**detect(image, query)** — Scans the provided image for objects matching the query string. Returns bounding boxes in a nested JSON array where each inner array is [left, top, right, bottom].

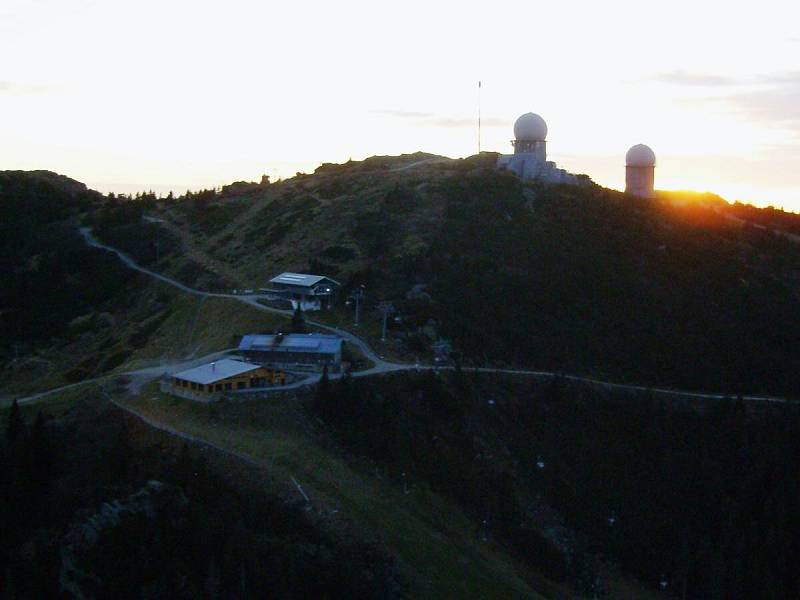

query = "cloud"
[[726, 88, 800, 127], [374, 109, 505, 128], [372, 109, 435, 119], [721, 74, 800, 131], [0, 81, 52, 94], [756, 71, 800, 85], [653, 71, 739, 86], [682, 71, 800, 136], [428, 117, 506, 128]]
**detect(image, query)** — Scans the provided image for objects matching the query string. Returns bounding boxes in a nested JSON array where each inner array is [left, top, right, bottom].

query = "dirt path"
[[76, 227, 794, 405], [18, 349, 235, 405], [146, 215, 243, 283]]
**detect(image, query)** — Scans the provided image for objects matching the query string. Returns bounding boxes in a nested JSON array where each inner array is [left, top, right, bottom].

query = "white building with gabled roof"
[[265, 272, 340, 310]]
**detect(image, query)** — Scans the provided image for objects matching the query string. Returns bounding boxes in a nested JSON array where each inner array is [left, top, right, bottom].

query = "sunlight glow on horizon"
[[2, 0, 799, 211]]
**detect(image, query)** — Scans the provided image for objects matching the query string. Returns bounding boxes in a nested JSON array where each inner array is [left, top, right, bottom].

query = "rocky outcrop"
[[59, 481, 188, 599]]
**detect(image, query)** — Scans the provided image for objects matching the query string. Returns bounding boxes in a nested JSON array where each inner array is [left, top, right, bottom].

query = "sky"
[[1, 0, 799, 211]]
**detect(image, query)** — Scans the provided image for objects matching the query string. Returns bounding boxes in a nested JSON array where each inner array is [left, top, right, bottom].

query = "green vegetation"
[[0, 390, 405, 598], [0, 172, 133, 350], [118, 386, 554, 600], [313, 370, 800, 599], [291, 304, 308, 333], [122, 287, 289, 368], [136, 155, 799, 396], [3, 159, 800, 598]]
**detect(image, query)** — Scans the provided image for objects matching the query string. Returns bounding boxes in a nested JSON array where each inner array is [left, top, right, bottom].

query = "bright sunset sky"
[[2, 0, 799, 210]]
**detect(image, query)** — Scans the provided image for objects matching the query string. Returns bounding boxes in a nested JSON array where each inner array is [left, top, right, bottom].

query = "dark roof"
[[238, 333, 342, 355]]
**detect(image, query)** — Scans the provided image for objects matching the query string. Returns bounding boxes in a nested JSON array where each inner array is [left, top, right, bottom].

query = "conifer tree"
[[315, 364, 331, 416], [31, 410, 52, 493], [291, 305, 307, 334], [6, 398, 25, 445]]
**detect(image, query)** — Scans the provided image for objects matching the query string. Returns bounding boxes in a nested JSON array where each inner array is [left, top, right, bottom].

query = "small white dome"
[[514, 112, 548, 142], [626, 144, 656, 167]]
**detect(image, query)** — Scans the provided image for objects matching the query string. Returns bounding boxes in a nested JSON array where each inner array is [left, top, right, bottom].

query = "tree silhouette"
[[6, 398, 25, 445], [291, 305, 307, 334], [315, 364, 331, 417]]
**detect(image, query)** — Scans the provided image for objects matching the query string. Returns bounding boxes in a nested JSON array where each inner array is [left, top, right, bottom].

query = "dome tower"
[[496, 111, 578, 185], [625, 144, 656, 198], [512, 112, 547, 161]]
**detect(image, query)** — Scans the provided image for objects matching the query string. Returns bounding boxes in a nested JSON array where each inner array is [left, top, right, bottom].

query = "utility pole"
[[377, 301, 394, 342], [349, 285, 366, 326]]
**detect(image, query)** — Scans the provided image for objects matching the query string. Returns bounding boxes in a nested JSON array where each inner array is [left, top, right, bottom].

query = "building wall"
[[242, 349, 341, 372], [171, 366, 286, 396], [512, 139, 547, 161], [498, 153, 579, 185], [274, 286, 334, 310], [625, 166, 655, 198]]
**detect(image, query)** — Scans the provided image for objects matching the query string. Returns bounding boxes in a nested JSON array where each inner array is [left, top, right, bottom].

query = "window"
[[225, 383, 232, 391], [237, 381, 246, 390]]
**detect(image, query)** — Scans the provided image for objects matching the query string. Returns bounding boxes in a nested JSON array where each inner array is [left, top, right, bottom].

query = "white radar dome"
[[514, 112, 548, 142], [626, 144, 656, 167]]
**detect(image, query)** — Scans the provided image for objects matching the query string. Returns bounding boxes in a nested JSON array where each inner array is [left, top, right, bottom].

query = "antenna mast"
[[477, 80, 482, 154]]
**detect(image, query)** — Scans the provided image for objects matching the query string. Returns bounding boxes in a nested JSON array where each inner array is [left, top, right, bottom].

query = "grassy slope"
[[145, 156, 800, 389], [122, 284, 288, 368], [11, 161, 795, 596], [110, 384, 659, 600], [1, 282, 290, 397], [150, 154, 460, 289], [117, 386, 547, 599]]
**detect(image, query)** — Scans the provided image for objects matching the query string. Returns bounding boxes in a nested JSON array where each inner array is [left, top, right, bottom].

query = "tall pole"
[[378, 301, 394, 342], [478, 80, 482, 154], [351, 285, 365, 326]]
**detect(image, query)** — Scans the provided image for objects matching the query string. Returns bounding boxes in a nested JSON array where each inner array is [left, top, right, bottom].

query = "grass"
[[341, 339, 376, 372], [1, 379, 105, 414], [113, 382, 663, 600], [119, 384, 555, 600], [123, 284, 289, 368], [310, 306, 417, 364], [9, 375, 662, 600]]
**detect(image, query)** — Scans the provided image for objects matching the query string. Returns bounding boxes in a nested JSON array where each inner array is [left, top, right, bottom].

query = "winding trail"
[[79, 228, 391, 370], [61, 227, 794, 405], [18, 349, 235, 404]]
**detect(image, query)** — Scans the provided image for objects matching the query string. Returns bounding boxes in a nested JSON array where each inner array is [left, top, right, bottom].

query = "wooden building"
[[167, 358, 286, 401]]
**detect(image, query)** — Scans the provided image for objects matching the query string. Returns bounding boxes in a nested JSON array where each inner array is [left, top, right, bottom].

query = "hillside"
[[310, 369, 800, 599], [0, 172, 287, 396], [3, 162, 800, 598], [99, 153, 800, 397]]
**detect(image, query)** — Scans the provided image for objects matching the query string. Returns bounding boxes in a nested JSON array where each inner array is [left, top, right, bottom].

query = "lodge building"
[[167, 359, 286, 401]]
